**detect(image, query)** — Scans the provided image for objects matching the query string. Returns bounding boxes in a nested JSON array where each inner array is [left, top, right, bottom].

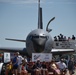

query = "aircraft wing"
[[51, 48, 75, 55], [5, 38, 26, 42], [0, 47, 27, 55]]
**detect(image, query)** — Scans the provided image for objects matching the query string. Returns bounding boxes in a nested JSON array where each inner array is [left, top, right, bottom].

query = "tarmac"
[[65, 69, 76, 75]]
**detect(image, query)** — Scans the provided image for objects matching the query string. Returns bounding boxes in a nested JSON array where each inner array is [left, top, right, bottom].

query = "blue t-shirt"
[[12, 56, 18, 67]]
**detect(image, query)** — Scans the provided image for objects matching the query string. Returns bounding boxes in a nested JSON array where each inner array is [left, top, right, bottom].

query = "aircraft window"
[[33, 36, 39, 38], [39, 36, 49, 40], [31, 35, 49, 39], [29, 36, 33, 39], [40, 36, 47, 38]]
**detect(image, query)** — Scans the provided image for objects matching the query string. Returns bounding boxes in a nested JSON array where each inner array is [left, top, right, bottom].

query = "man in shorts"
[[17, 52, 23, 75]]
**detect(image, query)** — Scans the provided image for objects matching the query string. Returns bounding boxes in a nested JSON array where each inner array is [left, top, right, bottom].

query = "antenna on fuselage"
[[38, 0, 43, 29]]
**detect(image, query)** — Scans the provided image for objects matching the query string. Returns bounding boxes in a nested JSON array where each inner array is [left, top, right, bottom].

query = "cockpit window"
[[29, 35, 49, 40], [33, 35, 48, 39], [29, 36, 33, 39], [40, 36, 47, 38]]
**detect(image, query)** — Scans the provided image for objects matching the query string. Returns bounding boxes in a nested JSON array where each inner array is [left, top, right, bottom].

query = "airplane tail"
[[38, 0, 43, 29]]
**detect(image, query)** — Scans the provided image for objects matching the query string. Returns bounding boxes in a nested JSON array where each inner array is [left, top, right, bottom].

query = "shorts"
[[13, 64, 18, 69], [18, 65, 22, 73]]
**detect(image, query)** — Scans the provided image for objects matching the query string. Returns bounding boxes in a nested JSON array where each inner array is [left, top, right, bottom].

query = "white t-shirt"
[[17, 55, 23, 65], [57, 61, 67, 70]]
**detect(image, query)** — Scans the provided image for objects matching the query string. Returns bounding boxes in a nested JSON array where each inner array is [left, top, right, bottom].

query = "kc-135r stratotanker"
[[0, 0, 74, 57]]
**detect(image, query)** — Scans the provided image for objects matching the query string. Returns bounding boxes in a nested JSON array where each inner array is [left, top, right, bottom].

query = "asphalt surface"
[[66, 69, 76, 75]]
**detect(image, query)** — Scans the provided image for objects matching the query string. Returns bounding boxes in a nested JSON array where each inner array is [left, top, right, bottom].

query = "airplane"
[[0, 0, 75, 57]]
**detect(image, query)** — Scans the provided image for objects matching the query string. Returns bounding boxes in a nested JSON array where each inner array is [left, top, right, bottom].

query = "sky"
[[0, 0, 76, 48]]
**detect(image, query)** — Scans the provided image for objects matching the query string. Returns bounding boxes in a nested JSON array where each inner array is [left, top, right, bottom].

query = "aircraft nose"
[[38, 39, 46, 45], [32, 38, 47, 53]]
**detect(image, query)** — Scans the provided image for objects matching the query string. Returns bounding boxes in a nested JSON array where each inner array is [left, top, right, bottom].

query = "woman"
[[21, 60, 28, 75], [49, 60, 61, 75]]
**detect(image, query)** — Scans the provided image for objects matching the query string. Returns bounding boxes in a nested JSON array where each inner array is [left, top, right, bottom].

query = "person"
[[42, 61, 47, 69], [72, 35, 75, 40], [21, 59, 28, 75], [58, 35, 61, 41], [41, 61, 48, 75], [8, 61, 13, 75], [57, 58, 67, 75], [12, 52, 18, 75], [49, 60, 61, 75], [68, 57, 75, 75], [27, 62, 36, 75], [68, 37, 71, 41], [54, 36, 57, 41], [63, 36, 67, 41], [24, 56, 28, 63], [17, 52, 23, 75], [60, 34, 64, 41], [32, 59, 42, 75]]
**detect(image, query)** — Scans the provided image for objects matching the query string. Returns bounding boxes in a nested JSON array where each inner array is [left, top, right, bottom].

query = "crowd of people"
[[1, 52, 76, 75], [54, 34, 76, 41]]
